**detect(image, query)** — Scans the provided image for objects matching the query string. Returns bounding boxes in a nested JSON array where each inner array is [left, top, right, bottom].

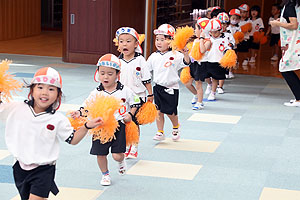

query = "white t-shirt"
[[250, 18, 265, 36], [147, 51, 185, 89], [269, 17, 280, 34], [0, 101, 73, 167], [119, 53, 151, 98], [227, 25, 241, 35], [82, 82, 140, 121], [239, 18, 251, 40], [206, 33, 232, 63]]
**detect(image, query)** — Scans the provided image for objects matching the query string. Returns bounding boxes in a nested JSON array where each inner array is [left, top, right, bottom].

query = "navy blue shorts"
[[200, 62, 226, 81], [270, 34, 280, 47], [13, 161, 58, 200], [237, 40, 250, 52], [90, 121, 126, 155]]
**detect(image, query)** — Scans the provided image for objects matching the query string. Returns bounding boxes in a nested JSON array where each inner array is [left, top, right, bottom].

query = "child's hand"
[[123, 113, 132, 123], [147, 95, 154, 103], [71, 111, 80, 119], [86, 117, 103, 129], [181, 47, 189, 55]]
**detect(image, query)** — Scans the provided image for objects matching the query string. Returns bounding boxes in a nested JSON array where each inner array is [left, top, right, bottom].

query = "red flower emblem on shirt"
[[47, 124, 55, 131], [136, 67, 141, 71], [169, 57, 174, 60]]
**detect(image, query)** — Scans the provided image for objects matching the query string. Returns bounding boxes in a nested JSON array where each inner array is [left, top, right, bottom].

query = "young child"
[[147, 24, 190, 141], [72, 54, 139, 186], [0, 67, 103, 200], [115, 27, 153, 159], [200, 18, 232, 101], [266, 4, 281, 61], [216, 12, 235, 93], [238, 3, 251, 66], [249, 5, 265, 63], [188, 17, 210, 110]]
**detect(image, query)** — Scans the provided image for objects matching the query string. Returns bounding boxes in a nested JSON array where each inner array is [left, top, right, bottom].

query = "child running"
[[115, 27, 153, 159], [147, 24, 190, 141], [0, 67, 103, 200], [72, 54, 139, 186]]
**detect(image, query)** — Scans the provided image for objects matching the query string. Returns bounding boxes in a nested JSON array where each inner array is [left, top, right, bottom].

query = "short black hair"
[[211, 8, 226, 18], [272, 3, 281, 10], [250, 5, 261, 19], [97, 66, 120, 74]]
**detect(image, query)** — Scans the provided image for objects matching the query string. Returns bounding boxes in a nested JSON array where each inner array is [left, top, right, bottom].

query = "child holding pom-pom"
[[114, 27, 153, 159], [200, 18, 234, 101], [147, 24, 190, 141], [71, 54, 139, 186], [1, 67, 103, 199]]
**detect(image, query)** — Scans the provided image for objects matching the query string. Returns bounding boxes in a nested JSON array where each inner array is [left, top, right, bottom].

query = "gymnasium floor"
[[0, 53, 300, 200]]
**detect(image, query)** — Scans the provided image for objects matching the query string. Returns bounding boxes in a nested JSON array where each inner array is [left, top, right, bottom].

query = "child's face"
[[118, 34, 138, 57], [240, 10, 248, 18], [98, 66, 119, 88], [32, 83, 58, 113], [271, 6, 280, 16], [155, 35, 170, 52], [210, 30, 221, 38], [221, 23, 228, 32], [251, 10, 258, 18], [230, 15, 240, 24], [195, 25, 201, 38]]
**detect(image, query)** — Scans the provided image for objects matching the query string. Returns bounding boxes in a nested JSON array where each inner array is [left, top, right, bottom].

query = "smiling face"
[[155, 34, 170, 53], [31, 83, 59, 113], [118, 34, 138, 60], [98, 66, 119, 91]]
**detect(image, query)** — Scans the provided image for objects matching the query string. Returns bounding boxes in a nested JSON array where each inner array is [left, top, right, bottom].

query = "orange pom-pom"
[[186, 42, 193, 52], [219, 49, 237, 69], [85, 94, 122, 144], [172, 26, 194, 50], [260, 36, 268, 45], [180, 67, 192, 84], [190, 41, 203, 60], [125, 121, 139, 146], [233, 31, 244, 44], [67, 112, 87, 131], [0, 60, 23, 102], [241, 23, 252, 33], [136, 102, 157, 125], [253, 31, 262, 43]]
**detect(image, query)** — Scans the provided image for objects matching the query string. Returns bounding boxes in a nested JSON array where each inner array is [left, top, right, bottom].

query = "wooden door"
[[69, 0, 110, 54]]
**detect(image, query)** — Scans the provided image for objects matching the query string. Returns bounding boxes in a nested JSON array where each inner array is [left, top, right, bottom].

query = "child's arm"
[[70, 117, 103, 145], [123, 107, 137, 123], [145, 83, 153, 102]]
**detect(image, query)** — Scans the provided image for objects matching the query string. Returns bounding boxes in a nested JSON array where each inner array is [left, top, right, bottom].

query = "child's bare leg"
[[112, 153, 125, 162], [211, 79, 218, 93], [219, 80, 224, 88], [167, 114, 179, 127], [195, 81, 203, 102], [29, 194, 46, 200], [156, 111, 165, 131], [184, 79, 197, 95], [97, 155, 108, 173]]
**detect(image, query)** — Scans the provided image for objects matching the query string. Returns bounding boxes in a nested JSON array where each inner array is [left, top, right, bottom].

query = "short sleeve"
[[259, 18, 264, 29], [283, 4, 297, 22], [140, 56, 152, 81], [57, 116, 74, 142], [174, 51, 185, 70], [146, 53, 154, 71]]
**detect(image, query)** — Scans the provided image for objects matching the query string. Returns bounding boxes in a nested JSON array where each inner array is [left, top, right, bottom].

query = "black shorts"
[[200, 62, 226, 81], [270, 34, 280, 47], [189, 61, 204, 81], [153, 84, 179, 115], [90, 121, 126, 155], [237, 40, 250, 52], [249, 36, 260, 50], [13, 161, 59, 200]]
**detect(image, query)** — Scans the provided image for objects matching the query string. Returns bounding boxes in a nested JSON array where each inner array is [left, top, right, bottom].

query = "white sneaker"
[[249, 57, 256, 63], [290, 99, 296, 103], [127, 145, 138, 159], [153, 132, 165, 141], [101, 174, 111, 186], [118, 160, 126, 175], [242, 59, 248, 66], [284, 101, 300, 107], [217, 87, 224, 94], [191, 95, 198, 105], [225, 74, 229, 79], [270, 55, 278, 61], [192, 102, 204, 110], [205, 84, 212, 95], [172, 128, 180, 141], [207, 92, 216, 101], [228, 72, 235, 78]]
